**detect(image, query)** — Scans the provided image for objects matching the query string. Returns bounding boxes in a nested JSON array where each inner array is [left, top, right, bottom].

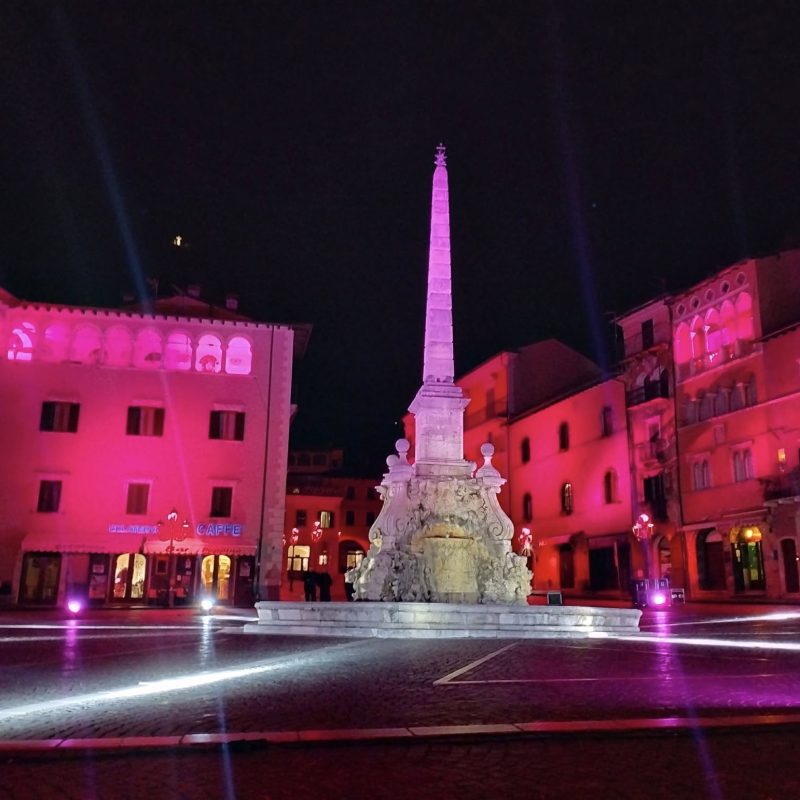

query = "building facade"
[[0, 289, 307, 608]]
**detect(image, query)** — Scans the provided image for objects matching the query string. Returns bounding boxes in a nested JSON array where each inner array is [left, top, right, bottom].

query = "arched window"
[[720, 301, 736, 357], [745, 376, 757, 406], [603, 470, 618, 504], [704, 308, 722, 364], [522, 492, 533, 522], [696, 529, 725, 590], [164, 331, 192, 371], [690, 315, 706, 359], [7, 321, 36, 361], [698, 392, 714, 421], [731, 383, 746, 411], [558, 422, 570, 452], [103, 326, 133, 366], [560, 482, 573, 515], [715, 389, 730, 416], [682, 399, 698, 426], [133, 328, 163, 369], [42, 323, 69, 362], [735, 292, 754, 342], [195, 334, 222, 373], [225, 336, 252, 375], [674, 322, 691, 366], [70, 325, 103, 364], [520, 437, 531, 464]]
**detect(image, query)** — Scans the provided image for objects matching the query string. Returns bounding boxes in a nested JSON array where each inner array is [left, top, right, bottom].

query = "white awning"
[[144, 537, 205, 555], [20, 534, 148, 555]]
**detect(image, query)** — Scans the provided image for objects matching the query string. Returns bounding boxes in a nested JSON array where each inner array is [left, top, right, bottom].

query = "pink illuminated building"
[[0, 288, 309, 607]]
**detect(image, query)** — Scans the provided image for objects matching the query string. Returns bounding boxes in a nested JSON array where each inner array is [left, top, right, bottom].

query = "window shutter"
[[235, 412, 245, 441], [40, 402, 55, 431], [68, 403, 80, 433], [127, 406, 141, 435], [154, 408, 165, 437]]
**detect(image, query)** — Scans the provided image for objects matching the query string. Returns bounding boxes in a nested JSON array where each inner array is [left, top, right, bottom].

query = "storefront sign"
[[197, 523, 243, 537], [108, 524, 159, 535]]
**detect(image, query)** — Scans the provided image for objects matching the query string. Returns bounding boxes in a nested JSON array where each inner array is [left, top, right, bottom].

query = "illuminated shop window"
[[196, 334, 223, 373], [126, 405, 164, 436], [201, 555, 231, 600], [133, 328, 163, 369], [318, 552, 329, 566], [40, 401, 80, 433], [560, 482, 573, 515], [42, 323, 69, 362], [287, 545, 310, 572], [209, 410, 245, 441], [113, 553, 147, 600], [225, 336, 252, 375], [37, 480, 62, 513], [70, 325, 103, 364], [164, 331, 192, 370], [7, 321, 36, 361], [126, 483, 150, 515], [210, 486, 233, 518], [318, 510, 335, 528]]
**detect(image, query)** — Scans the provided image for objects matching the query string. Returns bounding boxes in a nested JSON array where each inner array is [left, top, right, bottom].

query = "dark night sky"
[[2, 2, 800, 472]]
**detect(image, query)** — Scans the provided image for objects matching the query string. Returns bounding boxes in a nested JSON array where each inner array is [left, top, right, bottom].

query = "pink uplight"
[[651, 592, 667, 606], [67, 599, 82, 614]]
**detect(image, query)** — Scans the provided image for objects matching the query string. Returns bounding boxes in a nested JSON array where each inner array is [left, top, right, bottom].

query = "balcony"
[[626, 382, 670, 407], [677, 340, 756, 382], [636, 439, 674, 465], [762, 468, 800, 502]]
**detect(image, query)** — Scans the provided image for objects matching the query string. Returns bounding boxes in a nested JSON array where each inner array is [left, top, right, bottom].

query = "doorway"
[[19, 553, 61, 604], [730, 527, 766, 592], [200, 554, 231, 602], [112, 553, 147, 601], [558, 544, 575, 589], [781, 539, 800, 593]]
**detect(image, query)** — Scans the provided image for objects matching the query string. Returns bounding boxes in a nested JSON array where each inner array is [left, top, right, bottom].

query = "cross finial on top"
[[435, 143, 446, 167]]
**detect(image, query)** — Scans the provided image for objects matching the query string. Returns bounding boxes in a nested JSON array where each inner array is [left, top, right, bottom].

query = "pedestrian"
[[303, 570, 317, 601], [317, 570, 332, 601]]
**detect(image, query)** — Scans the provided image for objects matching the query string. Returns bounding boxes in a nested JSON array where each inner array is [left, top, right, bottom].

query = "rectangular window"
[[210, 487, 233, 517], [126, 483, 150, 515], [366, 511, 376, 526], [295, 509, 307, 527], [40, 402, 80, 433], [126, 406, 165, 436], [318, 510, 334, 528], [209, 410, 245, 441], [601, 406, 613, 437], [345, 510, 355, 526], [733, 449, 754, 483], [691, 459, 711, 491], [641, 319, 655, 349], [643, 473, 667, 519], [37, 480, 62, 513]]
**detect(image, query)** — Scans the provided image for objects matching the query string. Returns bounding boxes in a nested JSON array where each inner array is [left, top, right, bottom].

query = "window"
[[520, 437, 531, 464], [318, 552, 328, 566], [699, 392, 714, 421], [745, 377, 757, 407], [40, 401, 80, 433], [601, 406, 613, 437], [558, 423, 570, 452], [126, 483, 150, 515], [37, 480, 62, 513], [345, 510, 355, 526], [295, 509, 307, 527], [641, 319, 654, 349], [692, 460, 711, 490], [733, 449, 754, 483], [366, 511, 376, 526], [8, 322, 36, 361], [195, 334, 222, 373], [367, 487, 378, 500], [225, 336, 252, 375], [731, 384, 746, 411], [287, 545, 310, 572], [127, 406, 164, 436], [522, 493, 533, 522], [560, 482, 573, 515], [604, 470, 618, 504], [312, 453, 327, 466], [644, 473, 668, 519], [210, 487, 233, 518], [318, 510, 335, 528], [209, 410, 245, 441], [345, 486, 355, 500], [345, 550, 364, 569]]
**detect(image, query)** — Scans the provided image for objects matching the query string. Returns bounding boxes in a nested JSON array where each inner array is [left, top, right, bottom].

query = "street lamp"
[[157, 508, 190, 608], [631, 512, 668, 607]]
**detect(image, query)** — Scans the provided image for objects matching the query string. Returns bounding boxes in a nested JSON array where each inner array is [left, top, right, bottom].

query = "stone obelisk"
[[349, 145, 531, 604]]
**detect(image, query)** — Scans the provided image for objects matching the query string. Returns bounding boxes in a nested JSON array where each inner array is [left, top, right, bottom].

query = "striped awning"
[[20, 534, 148, 555]]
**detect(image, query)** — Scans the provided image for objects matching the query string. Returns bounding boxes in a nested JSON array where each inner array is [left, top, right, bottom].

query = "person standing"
[[317, 571, 332, 601], [303, 570, 317, 601]]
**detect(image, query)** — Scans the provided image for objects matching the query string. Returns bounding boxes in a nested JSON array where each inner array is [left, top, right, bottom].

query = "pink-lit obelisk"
[[347, 145, 531, 604], [409, 144, 472, 475]]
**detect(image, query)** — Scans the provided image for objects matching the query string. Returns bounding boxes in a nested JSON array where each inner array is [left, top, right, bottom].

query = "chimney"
[[187, 285, 201, 299], [225, 293, 239, 312]]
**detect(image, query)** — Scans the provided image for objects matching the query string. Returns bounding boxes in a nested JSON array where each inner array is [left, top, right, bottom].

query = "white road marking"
[[433, 642, 519, 685]]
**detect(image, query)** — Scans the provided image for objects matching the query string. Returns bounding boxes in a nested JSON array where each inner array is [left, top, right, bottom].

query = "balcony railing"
[[636, 439, 674, 464], [677, 339, 756, 381], [626, 382, 670, 407], [761, 468, 800, 502]]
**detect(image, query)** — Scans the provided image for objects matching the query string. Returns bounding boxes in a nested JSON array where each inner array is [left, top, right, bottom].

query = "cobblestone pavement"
[[2, 730, 799, 800], [1, 604, 800, 798]]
